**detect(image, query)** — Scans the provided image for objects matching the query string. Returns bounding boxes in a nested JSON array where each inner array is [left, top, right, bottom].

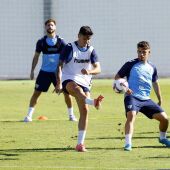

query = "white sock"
[[78, 130, 86, 144], [85, 98, 94, 105], [125, 134, 132, 145], [27, 107, 34, 118], [68, 107, 74, 116], [160, 131, 166, 140]]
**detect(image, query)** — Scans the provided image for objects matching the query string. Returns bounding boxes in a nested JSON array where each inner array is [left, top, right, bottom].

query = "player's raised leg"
[[66, 81, 103, 152]]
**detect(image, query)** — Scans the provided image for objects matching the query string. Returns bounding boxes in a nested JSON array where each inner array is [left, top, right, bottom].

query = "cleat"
[[94, 95, 104, 110], [24, 116, 32, 122], [124, 144, 132, 151], [75, 144, 87, 152], [159, 138, 170, 147], [69, 115, 78, 122]]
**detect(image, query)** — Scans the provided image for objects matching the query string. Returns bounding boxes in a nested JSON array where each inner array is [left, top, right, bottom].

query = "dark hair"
[[137, 41, 150, 49], [45, 19, 56, 26], [79, 26, 93, 36]]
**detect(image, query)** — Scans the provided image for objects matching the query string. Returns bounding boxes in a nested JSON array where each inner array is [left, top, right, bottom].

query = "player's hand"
[[158, 99, 162, 106], [126, 88, 133, 95], [30, 71, 34, 80], [54, 83, 63, 95], [81, 68, 90, 75]]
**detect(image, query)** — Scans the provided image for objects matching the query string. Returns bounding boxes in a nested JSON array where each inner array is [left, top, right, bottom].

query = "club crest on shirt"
[[127, 105, 132, 109]]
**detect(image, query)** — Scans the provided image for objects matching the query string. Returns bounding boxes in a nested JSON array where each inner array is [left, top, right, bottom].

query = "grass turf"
[[0, 79, 170, 169]]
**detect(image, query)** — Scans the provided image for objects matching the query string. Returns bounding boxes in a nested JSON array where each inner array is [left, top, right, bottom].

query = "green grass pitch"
[[0, 79, 170, 170]]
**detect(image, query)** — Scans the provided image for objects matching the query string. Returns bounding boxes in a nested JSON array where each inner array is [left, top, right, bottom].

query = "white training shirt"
[[62, 42, 94, 89]]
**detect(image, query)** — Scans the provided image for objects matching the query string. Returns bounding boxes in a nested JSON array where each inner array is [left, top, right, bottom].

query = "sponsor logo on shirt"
[[74, 58, 90, 63]]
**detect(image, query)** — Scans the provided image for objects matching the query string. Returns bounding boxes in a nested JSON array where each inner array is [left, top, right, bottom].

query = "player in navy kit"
[[24, 19, 77, 122], [114, 41, 170, 151], [55, 26, 104, 152]]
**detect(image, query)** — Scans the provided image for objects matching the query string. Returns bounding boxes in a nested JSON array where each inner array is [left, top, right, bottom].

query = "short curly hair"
[[137, 41, 150, 49], [45, 19, 56, 26]]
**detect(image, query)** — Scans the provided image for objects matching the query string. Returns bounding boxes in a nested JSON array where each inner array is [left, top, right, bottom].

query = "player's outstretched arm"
[[30, 52, 40, 80], [55, 61, 63, 94], [152, 81, 163, 106]]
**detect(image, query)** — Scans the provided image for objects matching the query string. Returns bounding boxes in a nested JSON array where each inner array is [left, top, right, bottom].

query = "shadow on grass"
[[146, 156, 170, 159], [0, 147, 124, 152], [0, 120, 23, 123], [0, 147, 75, 153], [86, 136, 158, 140], [0, 144, 166, 154], [89, 145, 166, 150], [135, 131, 158, 134], [0, 153, 18, 156], [0, 153, 19, 161], [0, 147, 76, 161], [133, 145, 166, 149], [0, 158, 19, 160]]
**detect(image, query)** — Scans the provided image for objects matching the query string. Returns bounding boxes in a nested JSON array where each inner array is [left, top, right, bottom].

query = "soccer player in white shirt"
[[55, 26, 104, 152]]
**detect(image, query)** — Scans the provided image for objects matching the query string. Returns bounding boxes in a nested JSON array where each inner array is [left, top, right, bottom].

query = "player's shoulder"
[[124, 58, 139, 67], [36, 36, 46, 47], [56, 35, 64, 41], [127, 58, 139, 63], [88, 45, 94, 52], [147, 61, 157, 69], [37, 36, 46, 43], [65, 43, 73, 49], [62, 43, 73, 54]]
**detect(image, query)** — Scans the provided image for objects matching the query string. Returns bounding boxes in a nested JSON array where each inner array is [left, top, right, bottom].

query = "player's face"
[[45, 22, 56, 34], [137, 47, 150, 62], [78, 34, 91, 47]]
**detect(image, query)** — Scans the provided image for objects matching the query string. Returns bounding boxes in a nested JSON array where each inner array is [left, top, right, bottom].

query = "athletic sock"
[[68, 107, 74, 116], [78, 130, 86, 144], [85, 98, 94, 106], [125, 134, 132, 145], [27, 107, 34, 118], [160, 131, 166, 140]]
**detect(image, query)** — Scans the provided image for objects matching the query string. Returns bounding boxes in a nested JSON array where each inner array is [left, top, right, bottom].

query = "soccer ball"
[[113, 78, 129, 93]]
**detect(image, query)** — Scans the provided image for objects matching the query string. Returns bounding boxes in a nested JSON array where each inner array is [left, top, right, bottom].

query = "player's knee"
[[126, 111, 136, 122], [161, 112, 169, 120], [157, 112, 169, 124]]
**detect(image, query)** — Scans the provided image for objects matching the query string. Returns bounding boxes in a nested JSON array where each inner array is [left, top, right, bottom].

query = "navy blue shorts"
[[62, 79, 90, 94], [124, 95, 164, 119], [35, 70, 56, 92]]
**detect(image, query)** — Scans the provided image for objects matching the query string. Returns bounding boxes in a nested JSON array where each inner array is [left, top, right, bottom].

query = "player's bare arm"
[[30, 52, 40, 80], [81, 62, 101, 75], [114, 73, 121, 80], [55, 60, 63, 94], [152, 81, 163, 106]]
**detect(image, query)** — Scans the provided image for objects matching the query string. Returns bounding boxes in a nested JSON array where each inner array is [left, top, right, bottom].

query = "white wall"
[[0, 0, 44, 79], [1, 0, 170, 78], [53, 0, 170, 77]]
